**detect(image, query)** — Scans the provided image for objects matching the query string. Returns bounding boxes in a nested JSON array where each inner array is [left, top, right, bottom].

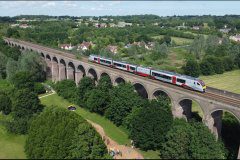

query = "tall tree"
[[0, 91, 12, 115], [25, 107, 108, 159], [183, 58, 200, 77], [161, 119, 226, 159]]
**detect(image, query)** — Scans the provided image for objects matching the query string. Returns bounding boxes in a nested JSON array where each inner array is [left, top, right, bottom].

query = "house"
[[10, 24, 19, 27], [106, 45, 118, 54], [219, 28, 231, 34], [192, 26, 200, 30], [147, 42, 155, 50], [109, 23, 117, 27], [117, 22, 132, 27], [19, 24, 32, 28], [95, 23, 107, 28], [59, 43, 75, 50], [229, 35, 240, 42], [101, 18, 108, 21], [77, 41, 93, 51]]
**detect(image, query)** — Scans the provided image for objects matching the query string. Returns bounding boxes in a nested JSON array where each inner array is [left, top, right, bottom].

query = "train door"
[[127, 65, 129, 71], [172, 76, 176, 84], [98, 58, 100, 64]]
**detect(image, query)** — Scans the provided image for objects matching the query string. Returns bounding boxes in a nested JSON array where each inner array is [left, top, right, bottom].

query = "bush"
[[184, 58, 200, 77], [34, 83, 46, 94], [0, 91, 12, 115], [200, 60, 214, 75]]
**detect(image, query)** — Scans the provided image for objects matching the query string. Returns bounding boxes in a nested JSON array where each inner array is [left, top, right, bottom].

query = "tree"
[[150, 43, 168, 60], [163, 35, 171, 45], [204, 56, 224, 74], [0, 91, 12, 115], [76, 77, 95, 107], [184, 58, 200, 77], [222, 56, 235, 71], [6, 59, 19, 81], [10, 71, 35, 90], [8, 88, 43, 134], [0, 52, 8, 79], [189, 35, 205, 59], [6, 28, 20, 38], [127, 98, 173, 150], [25, 107, 108, 159], [161, 119, 226, 159], [54, 79, 77, 103], [86, 75, 112, 115], [199, 60, 214, 75], [105, 83, 143, 126], [18, 52, 46, 82]]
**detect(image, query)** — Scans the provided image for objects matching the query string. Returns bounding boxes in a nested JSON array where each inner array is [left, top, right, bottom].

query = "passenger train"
[[88, 54, 206, 92]]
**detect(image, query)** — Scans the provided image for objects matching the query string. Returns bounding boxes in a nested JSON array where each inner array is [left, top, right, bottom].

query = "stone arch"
[[41, 52, 45, 58], [87, 68, 98, 81], [46, 54, 51, 61], [67, 62, 76, 81], [115, 76, 126, 85], [77, 65, 86, 76], [152, 88, 173, 106], [133, 82, 148, 99], [59, 59, 67, 80], [52, 57, 59, 82], [99, 72, 113, 84], [210, 109, 240, 158], [21, 46, 25, 50], [178, 97, 204, 122]]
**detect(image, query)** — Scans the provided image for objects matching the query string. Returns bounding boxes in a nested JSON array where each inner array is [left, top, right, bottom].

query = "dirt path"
[[87, 120, 144, 159]]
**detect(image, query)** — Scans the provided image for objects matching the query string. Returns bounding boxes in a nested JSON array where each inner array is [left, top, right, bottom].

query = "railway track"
[[6, 38, 240, 107]]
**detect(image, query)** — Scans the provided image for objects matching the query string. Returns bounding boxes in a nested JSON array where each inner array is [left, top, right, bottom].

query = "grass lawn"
[[0, 114, 26, 159], [153, 35, 193, 46], [40, 93, 160, 159], [200, 70, 240, 94]]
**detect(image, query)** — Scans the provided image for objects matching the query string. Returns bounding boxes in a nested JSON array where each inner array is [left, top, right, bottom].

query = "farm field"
[[200, 70, 240, 94], [0, 114, 26, 159], [40, 93, 160, 159], [152, 35, 193, 46]]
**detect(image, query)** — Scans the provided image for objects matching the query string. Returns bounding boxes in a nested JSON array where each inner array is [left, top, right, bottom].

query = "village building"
[[59, 43, 75, 50], [106, 45, 118, 54], [229, 34, 240, 42], [77, 41, 94, 51]]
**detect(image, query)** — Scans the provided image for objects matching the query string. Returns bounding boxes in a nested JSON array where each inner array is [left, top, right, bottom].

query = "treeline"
[[53, 76, 227, 158], [183, 35, 240, 77]]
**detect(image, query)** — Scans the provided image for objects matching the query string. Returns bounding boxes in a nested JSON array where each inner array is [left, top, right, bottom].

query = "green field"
[[200, 70, 240, 94], [40, 93, 160, 159], [153, 35, 193, 46], [0, 114, 26, 159]]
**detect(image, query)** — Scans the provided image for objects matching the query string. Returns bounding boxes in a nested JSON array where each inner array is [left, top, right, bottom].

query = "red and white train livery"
[[88, 54, 206, 92]]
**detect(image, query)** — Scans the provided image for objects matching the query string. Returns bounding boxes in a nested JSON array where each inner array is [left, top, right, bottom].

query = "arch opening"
[[68, 62, 76, 81], [115, 77, 125, 85], [41, 52, 45, 58], [178, 98, 204, 122], [211, 110, 240, 159], [100, 72, 112, 84], [133, 83, 148, 99], [77, 65, 86, 76], [87, 68, 98, 81], [152, 90, 172, 106], [59, 59, 67, 80], [46, 54, 51, 61]]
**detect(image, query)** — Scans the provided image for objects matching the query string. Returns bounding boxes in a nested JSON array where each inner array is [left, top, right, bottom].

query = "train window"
[[100, 59, 105, 63], [197, 82, 200, 85], [152, 72, 160, 77], [122, 65, 126, 68], [94, 58, 97, 61], [130, 66, 135, 70], [177, 78, 186, 83], [106, 61, 111, 64], [161, 74, 171, 80]]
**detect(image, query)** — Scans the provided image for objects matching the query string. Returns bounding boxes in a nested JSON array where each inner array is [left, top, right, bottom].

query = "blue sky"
[[0, 1, 240, 17]]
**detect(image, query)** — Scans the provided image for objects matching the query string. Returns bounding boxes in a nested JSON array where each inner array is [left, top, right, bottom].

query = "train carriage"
[[88, 54, 206, 92]]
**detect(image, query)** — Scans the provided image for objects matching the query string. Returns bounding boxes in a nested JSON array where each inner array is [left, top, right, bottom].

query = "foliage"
[[34, 83, 46, 94], [126, 97, 173, 151], [0, 91, 12, 115], [86, 75, 112, 115], [0, 52, 8, 79], [183, 58, 201, 77], [6, 59, 18, 81], [18, 52, 46, 82], [150, 43, 168, 60], [9, 71, 35, 90], [105, 83, 143, 126], [199, 60, 214, 75], [76, 77, 95, 107], [54, 79, 77, 103], [161, 119, 226, 159], [25, 107, 108, 159], [7, 88, 43, 134], [6, 28, 20, 38], [189, 35, 205, 59]]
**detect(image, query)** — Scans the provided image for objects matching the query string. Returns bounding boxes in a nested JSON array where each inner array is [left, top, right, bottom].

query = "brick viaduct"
[[4, 38, 240, 157]]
